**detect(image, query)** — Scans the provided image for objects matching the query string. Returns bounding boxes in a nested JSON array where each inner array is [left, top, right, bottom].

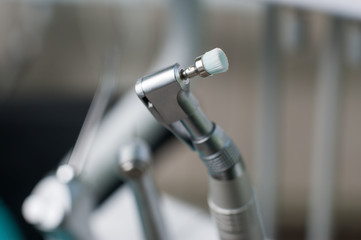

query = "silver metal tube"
[[344, 21, 361, 68], [254, 5, 280, 239], [117, 139, 168, 240], [193, 124, 265, 239], [280, 8, 308, 53], [306, 17, 343, 240], [208, 171, 264, 240], [67, 51, 117, 175]]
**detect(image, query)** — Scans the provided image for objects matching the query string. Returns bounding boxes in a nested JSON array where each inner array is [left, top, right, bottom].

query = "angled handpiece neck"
[[136, 64, 213, 149]]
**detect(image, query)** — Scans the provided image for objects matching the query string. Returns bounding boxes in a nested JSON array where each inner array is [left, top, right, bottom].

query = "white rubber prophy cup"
[[201, 48, 229, 75]]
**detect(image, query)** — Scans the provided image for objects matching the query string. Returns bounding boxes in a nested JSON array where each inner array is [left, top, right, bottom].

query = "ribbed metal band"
[[200, 141, 240, 176], [208, 197, 264, 240]]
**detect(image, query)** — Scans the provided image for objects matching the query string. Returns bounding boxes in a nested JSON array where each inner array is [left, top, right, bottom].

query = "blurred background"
[[0, 0, 360, 240]]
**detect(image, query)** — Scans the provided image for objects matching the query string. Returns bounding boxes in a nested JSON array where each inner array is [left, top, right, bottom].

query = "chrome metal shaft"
[[117, 139, 168, 240]]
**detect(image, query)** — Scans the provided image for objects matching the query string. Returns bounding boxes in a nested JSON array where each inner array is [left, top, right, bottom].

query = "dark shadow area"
[[0, 100, 90, 239]]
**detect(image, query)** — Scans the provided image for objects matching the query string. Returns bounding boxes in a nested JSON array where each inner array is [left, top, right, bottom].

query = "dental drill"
[[136, 48, 265, 240]]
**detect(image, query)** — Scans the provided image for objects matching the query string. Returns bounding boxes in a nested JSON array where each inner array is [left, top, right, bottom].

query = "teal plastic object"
[[0, 199, 24, 240]]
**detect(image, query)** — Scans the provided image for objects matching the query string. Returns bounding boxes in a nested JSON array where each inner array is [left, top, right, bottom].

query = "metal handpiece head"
[[136, 64, 195, 148], [135, 48, 229, 148], [136, 64, 189, 125]]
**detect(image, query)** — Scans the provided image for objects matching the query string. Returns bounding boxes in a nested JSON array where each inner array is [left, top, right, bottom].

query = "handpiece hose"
[[136, 48, 265, 240]]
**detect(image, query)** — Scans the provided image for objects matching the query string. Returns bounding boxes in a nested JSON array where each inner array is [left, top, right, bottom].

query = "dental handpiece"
[[117, 139, 168, 240], [135, 48, 265, 240]]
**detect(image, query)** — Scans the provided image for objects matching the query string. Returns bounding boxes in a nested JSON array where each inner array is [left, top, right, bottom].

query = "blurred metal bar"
[[344, 21, 361, 68], [254, 5, 280, 239], [280, 8, 308, 53], [306, 17, 342, 240], [7, 0, 361, 21], [117, 140, 168, 240], [265, 0, 361, 22], [67, 52, 117, 175]]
